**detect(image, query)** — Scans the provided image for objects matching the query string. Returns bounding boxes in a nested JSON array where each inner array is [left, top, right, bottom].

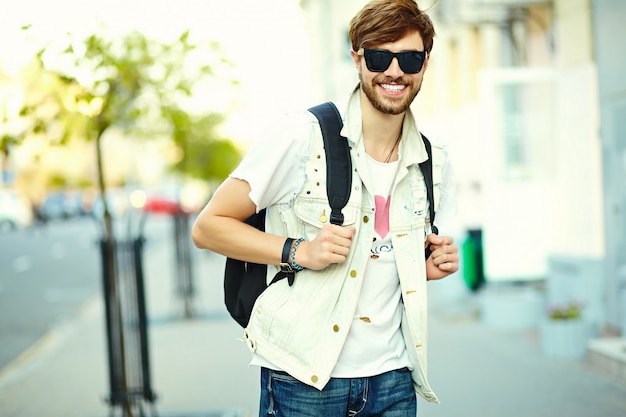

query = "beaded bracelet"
[[289, 237, 306, 272]]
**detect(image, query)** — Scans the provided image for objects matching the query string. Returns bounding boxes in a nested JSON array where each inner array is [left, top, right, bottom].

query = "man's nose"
[[384, 57, 404, 77]]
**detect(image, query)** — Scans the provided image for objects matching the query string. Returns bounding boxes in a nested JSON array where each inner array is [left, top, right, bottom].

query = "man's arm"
[[424, 143, 459, 280], [191, 177, 356, 271], [192, 177, 284, 265]]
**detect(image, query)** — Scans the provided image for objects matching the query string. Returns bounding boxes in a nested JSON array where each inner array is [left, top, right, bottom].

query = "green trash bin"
[[462, 229, 484, 291]]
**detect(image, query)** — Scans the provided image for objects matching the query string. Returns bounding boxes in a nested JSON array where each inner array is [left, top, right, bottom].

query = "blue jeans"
[[259, 367, 417, 417]]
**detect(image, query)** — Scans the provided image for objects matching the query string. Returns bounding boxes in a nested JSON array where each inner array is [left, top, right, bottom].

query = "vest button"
[[350, 270, 357, 278], [333, 324, 339, 332], [311, 375, 319, 383], [363, 215, 369, 223]]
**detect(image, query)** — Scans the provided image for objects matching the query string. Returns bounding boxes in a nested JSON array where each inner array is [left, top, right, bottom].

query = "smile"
[[380, 83, 407, 93]]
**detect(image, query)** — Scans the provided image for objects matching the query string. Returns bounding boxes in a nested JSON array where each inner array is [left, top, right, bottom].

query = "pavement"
[[1, 225, 626, 417]]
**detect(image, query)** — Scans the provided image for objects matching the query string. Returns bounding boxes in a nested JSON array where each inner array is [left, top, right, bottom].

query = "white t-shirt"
[[331, 155, 410, 377]]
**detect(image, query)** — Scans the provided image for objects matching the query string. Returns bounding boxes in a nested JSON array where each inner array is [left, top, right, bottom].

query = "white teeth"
[[381, 84, 405, 92]]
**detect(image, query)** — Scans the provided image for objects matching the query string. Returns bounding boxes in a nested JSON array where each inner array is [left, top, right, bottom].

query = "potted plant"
[[547, 300, 584, 321], [540, 300, 590, 359]]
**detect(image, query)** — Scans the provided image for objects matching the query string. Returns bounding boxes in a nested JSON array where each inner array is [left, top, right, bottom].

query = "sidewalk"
[[0, 226, 259, 417], [421, 289, 626, 417], [1, 229, 625, 417]]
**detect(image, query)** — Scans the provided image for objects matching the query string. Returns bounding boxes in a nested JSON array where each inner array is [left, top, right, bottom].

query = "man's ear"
[[350, 49, 361, 70]]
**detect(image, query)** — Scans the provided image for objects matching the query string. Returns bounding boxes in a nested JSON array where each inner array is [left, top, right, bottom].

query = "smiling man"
[[192, 1, 458, 415]]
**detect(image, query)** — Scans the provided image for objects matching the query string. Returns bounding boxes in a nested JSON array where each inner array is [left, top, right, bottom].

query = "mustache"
[[373, 74, 412, 85]]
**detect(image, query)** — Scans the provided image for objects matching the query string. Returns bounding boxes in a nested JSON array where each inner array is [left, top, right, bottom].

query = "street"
[[0, 218, 101, 369], [0, 214, 171, 370]]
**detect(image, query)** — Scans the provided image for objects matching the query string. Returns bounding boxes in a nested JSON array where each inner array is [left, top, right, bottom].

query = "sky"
[[0, 0, 314, 146]]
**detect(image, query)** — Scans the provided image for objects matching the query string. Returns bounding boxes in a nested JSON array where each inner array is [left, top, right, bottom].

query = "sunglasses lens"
[[364, 50, 392, 72], [399, 52, 424, 74], [363, 49, 425, 74]]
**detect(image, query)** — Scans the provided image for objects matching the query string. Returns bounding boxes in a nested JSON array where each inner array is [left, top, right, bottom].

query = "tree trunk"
[[96, 131, 134, 416], [96, 132, 114, 241]]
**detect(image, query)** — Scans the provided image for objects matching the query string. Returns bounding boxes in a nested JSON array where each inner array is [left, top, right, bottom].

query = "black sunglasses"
[[358, 48, 427, 74]]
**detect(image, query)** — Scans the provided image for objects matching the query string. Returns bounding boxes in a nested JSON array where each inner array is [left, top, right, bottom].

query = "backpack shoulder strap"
[[307, 102, 352, 226], [419, 133, 438, 259], [418, 133, 438, 235]]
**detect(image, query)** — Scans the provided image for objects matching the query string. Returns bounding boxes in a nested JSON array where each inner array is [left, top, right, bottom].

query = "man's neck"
[[360, 90, 406, 161]]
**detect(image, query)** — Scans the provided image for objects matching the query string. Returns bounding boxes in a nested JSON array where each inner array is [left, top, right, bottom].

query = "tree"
[[4, 28, 241, 240], [2, 28, 241, 416]]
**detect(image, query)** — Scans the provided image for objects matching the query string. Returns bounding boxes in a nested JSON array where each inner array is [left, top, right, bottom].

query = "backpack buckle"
[[329, 211, 344, 226]]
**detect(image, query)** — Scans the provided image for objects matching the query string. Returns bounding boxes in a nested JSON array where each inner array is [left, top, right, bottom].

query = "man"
[[192, 0, 459, 415]]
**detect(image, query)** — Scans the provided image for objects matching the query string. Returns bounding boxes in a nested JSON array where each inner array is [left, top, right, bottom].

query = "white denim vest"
[[243, 91, 445, 403]]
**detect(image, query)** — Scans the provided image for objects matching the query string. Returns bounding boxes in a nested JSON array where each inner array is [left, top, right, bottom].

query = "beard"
[[361, 74, 421, 115]]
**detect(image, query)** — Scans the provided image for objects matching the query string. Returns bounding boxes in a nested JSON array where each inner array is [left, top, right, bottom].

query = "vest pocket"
[[294, 198, 359, 236]]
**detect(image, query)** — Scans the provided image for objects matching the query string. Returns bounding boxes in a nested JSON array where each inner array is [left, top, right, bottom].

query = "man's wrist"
[[289, 237, 306, 272], [279, 238, 296, 272]]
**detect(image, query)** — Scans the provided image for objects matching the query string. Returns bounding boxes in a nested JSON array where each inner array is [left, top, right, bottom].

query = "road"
[[0, 217, 102, 369], [0, 215, 171, 370]]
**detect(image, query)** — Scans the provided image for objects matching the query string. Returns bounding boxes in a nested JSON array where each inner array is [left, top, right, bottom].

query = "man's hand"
[[425, 234, 459, 280], [296, 224, 356, 270]]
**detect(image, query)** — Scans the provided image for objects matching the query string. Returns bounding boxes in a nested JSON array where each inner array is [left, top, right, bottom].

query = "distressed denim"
[[260, 367, 416, 417]]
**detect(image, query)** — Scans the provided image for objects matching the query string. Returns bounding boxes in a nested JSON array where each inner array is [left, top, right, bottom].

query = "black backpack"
[[223, 102, 437, 328]]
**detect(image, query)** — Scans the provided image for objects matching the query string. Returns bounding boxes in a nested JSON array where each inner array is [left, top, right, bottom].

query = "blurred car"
[[38, 193, 66, 220], [38, 191, 86, 221], [140, 181, 208, 216], [90, 189, 130, 220], [142, 195, 185, 215], [0, 189, 34, 232]]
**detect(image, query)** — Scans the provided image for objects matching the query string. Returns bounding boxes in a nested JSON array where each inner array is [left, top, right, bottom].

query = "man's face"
[[351, 31, 430, 115]]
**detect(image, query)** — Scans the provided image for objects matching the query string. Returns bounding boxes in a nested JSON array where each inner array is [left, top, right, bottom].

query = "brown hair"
[[348, 0, 436, 53]]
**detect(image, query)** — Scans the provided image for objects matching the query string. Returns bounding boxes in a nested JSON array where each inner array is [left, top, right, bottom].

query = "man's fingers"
[[336, 225, 356, 238], [324, 225, 355, 249], [434, 252, 459, 265], [307, 225, 356, 269], [425, 235, 460, 279], [438, 262, 457, 272], [432, 235, 452, 245], [432, 247, 459, 259], [424, 233, 441, 246], [424, 233, 454, 247]]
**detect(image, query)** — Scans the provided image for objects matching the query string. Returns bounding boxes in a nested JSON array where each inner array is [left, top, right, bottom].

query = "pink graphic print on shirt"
[[374, 195, 391, 238]]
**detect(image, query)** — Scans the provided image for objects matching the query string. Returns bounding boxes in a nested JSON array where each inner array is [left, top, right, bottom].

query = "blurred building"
[[300, 0, 625, 336]]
